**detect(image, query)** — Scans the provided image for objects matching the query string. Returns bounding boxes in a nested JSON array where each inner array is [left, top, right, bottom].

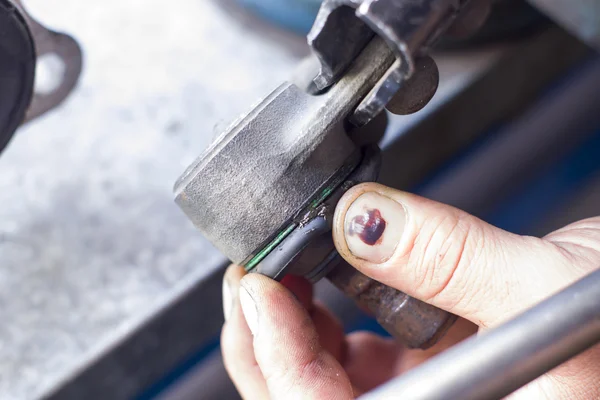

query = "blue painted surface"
[[486, 129, 600, 234], [410, 54, 597, 195], [236, 0, 322, 34], [137, 339, 220, 400]]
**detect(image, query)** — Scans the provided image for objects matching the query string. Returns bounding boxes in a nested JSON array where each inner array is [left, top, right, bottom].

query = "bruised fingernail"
[[239, 285, 258, 335], [222, 277, 234, 322], [344, 192, 406, 263]]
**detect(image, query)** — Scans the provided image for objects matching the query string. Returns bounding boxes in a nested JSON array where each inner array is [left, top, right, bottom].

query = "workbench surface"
[[0, 1, 304, 398]]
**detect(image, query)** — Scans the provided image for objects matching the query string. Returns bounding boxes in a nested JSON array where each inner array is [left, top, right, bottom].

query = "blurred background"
[[1, 0, 599, 399]]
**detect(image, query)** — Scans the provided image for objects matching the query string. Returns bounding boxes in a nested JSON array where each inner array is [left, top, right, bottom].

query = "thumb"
[[332, 183, 574, 328], [239, 274, 355, 399]]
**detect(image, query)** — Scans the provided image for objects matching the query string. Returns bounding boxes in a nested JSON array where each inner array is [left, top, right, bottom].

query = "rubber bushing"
[[0, 0, 36, 154]]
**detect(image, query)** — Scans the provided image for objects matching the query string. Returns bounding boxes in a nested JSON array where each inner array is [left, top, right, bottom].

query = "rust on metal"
[[327, 261, 457, 349]]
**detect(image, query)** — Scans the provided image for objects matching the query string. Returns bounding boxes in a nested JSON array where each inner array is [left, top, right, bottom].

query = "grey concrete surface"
[[0, 1, 306, 398]]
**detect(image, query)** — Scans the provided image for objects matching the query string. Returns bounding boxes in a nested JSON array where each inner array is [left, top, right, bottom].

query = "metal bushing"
[[174, 82, 359, 265], [175, 39, 393, 266]]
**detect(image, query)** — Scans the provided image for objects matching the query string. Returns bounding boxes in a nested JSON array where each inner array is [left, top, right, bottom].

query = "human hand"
[[221, 183, 600, 399]]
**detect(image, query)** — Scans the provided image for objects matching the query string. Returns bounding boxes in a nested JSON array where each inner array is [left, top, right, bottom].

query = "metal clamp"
[[308, 0, 469, 126]]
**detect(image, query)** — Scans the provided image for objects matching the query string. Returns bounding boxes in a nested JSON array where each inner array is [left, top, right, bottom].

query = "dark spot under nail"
[[348, 209, 386, 245]]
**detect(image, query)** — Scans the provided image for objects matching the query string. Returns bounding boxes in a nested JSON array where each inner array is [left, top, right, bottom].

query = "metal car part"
[[174, 33, 462, 347], [0, 0, 82, 155], [384, 55, 439, 115], [328, 260, 458, 349], [307, 0, 479, 126], [174, 37, 392, 266], [254, 146, 382, 281], [0, 0, 35, 154], [361, 268, 600, 400]]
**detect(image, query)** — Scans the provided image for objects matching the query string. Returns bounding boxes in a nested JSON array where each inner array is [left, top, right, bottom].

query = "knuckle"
[[545, 217, 600, 269], [408, 212, 488, 309]]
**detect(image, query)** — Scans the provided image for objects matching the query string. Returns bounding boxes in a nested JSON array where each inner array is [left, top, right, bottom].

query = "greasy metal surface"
[[175, 38, 393, 265], [175, 82, 356, 265], [328, 261, 457, 349], [350, 0, 469, 125], [362, 269, 600, 400], [307, 0, 373, 90], [308, 0, 471, 126], [254, 147, 381, 282], [386, 56, 439, 115], [11, 0, 83, 122], [308, 0, 463, 89], [255, 216, 331, 280], [528, 0, 600, 50]]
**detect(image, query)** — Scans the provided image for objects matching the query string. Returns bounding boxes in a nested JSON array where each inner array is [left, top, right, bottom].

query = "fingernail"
[[239, 285, 258, 335], [222, 277, 234, 322], [344, 192, 406, 263]]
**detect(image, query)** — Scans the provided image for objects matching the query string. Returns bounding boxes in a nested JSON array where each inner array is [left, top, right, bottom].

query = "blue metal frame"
[[236, 0, 321, 34]]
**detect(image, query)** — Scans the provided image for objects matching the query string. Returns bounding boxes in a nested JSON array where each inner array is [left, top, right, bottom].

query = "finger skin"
[[343, 332, 399, 394], [311, 303, 346, 363], [342, 319, 478, 394], [281, 275, 313, 310], [281, 275, 346, 362], [334, 183, 600, 398], [221, 265, 269, 399], [332, 183, 592, 327], [396, 317, 478, 374], [544, 217, 600, 272], [240, 274, 354, 400], [533, 219, 600, 399]]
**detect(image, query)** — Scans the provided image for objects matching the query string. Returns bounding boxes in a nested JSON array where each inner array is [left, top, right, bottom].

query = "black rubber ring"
[[254, 216, 330, 281], [0, 0, 36, 154]]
